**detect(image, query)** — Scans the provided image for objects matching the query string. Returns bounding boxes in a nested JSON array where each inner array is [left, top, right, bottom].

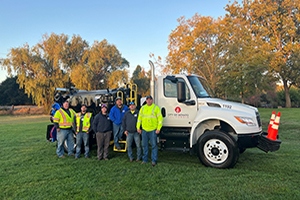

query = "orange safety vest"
[[76, 112, 92, 132], [53, 108, 76, 128]]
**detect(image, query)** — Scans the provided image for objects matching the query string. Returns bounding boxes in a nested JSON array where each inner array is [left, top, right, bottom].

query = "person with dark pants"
[[53, 100, 76, 158], [93, 104, 112, 160], [137, 95, 163, 167], [109, 97, 129, 150], [73, 104, 93, 159], [122, 102, 142, 162]]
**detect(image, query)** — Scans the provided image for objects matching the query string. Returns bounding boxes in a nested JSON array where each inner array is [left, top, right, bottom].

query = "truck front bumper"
[[238, 131, 281, 153]]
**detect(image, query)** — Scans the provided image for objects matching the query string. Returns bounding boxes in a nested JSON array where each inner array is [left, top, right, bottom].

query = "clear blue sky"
[[0, 0, 232, 84]]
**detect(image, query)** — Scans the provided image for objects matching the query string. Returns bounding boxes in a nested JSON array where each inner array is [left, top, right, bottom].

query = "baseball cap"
[[116, 97, 122, 101], [101, 104, 107, 108], [62, 98, 70, 104], [81, 104, 87, 107], [146, 95, 153, 100]]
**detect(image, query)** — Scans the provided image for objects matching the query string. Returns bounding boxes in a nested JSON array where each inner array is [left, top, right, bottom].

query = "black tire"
[[239, 148, 246, 154], [197, 130, 239, 169]]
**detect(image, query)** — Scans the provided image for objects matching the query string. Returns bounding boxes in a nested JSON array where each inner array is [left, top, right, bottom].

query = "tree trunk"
[[283, 80, 291, 108]]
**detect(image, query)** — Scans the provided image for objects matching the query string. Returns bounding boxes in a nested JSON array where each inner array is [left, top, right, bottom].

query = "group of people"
[[52, 95, 163, 167]]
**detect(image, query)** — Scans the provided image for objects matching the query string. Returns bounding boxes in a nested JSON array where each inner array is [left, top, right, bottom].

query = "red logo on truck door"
[[175, 106, 181, 113]]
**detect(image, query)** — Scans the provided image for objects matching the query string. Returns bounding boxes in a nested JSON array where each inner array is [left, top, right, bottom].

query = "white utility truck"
[[148, 61, 280, 168]]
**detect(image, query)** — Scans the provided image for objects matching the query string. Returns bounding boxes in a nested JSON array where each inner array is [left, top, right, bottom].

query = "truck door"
[[161, 78, 197, 127]]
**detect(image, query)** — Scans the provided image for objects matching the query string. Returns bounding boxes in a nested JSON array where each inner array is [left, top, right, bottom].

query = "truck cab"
[[154, 74, 277, 168]]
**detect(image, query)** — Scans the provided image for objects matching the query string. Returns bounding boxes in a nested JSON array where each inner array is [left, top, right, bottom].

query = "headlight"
[[234, 116, 256, 126]]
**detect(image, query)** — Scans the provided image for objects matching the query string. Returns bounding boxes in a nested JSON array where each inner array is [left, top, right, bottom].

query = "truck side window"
[[164, 78, 190, 99]]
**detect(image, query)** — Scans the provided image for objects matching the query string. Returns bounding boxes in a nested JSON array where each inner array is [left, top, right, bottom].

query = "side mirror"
[[177, 82, 186, 102]]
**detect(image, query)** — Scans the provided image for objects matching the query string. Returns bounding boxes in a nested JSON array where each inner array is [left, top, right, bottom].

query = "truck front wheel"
[[197, 130, 239, 169]]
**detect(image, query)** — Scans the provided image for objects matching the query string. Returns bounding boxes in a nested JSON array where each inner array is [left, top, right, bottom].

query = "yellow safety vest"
[[76, 112, 92, 132], [137, 103, 163, 132], [53, 108, 76, 128]]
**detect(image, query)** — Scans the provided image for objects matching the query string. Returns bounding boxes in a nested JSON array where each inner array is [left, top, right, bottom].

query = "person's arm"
[[88, 115, 93, 133], [136, 107, 143, 134], [122, 112, 128, 136], [53, 111, 60, 131], [156, 106, 163, 133], [108, 107, 116, 123], [73, 115, 77, 133], [93, 114, 98, 133]]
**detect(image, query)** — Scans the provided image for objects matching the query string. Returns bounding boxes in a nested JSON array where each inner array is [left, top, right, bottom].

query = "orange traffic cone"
[[267, 112, 281, 141], [267, 111, 276, 133]]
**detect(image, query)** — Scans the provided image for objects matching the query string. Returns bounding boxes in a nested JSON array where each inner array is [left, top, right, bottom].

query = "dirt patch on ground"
[[0, 105, 44, 115]]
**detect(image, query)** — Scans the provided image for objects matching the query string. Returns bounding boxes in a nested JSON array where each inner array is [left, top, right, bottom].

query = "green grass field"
[[0, 109, 300, 199]]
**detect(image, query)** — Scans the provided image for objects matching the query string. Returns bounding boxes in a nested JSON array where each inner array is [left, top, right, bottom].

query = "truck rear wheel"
[[197, 130, 239, 169], [63, 133, 77, 153]]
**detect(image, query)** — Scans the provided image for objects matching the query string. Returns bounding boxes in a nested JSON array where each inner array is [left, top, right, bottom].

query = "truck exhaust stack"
[[149, 60, 155, 103]]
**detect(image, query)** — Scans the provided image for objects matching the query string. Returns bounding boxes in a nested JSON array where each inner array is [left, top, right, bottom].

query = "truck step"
[[161, 147, 190, 153]]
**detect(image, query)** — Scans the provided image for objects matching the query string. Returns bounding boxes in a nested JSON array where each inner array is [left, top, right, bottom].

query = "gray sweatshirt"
[[122, 109, 139, 133]]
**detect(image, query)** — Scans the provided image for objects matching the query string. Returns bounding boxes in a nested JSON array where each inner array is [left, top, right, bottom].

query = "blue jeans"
[[113, 123, 124, 147], [75, 132, 89, 158], [142, 129, 158, 164], [126, 132, 142, 160], [57, 129, 74, 157]]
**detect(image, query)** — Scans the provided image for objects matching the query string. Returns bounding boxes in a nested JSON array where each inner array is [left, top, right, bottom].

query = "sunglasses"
[[129, 102, 135, 105]]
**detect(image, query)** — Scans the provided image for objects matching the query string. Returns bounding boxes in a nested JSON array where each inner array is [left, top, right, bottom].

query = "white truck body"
[[148, 68, 279, 168]]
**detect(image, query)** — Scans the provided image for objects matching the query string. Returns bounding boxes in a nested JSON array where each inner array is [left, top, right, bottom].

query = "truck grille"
[[256, 111, 262, 127]]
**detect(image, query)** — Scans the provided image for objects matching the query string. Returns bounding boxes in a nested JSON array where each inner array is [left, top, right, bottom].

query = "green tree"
[[217, 1, 274, 102], [249, 0, 300, 108], [131, 65, 150, 96], [0, 76, 32, 105]]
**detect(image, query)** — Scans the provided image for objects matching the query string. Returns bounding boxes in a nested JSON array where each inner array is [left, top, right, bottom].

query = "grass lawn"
[[0, 109, 300, 199]]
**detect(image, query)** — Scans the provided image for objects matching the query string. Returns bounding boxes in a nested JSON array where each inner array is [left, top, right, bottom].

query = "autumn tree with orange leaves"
[[166, 14, 223, 92]]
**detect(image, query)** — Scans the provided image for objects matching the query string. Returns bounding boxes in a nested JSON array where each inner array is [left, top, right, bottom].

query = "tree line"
[[1, 0, 300, 109], [0, 34, 149, 110], [158, 0, 300, 107]]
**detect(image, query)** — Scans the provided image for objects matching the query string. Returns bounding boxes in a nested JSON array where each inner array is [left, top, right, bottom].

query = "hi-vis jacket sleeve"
[[136, 108, 142, 130], [155, 106, 163, 131]]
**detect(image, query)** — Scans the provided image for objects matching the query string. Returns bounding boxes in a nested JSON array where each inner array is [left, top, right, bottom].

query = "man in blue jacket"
[[109, 97, 129, 150]]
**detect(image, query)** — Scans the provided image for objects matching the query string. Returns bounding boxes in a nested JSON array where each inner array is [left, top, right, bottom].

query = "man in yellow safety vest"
[[53, 100, 76, 158], [73, 104, 93, 159], [137, 95, 163, 167]]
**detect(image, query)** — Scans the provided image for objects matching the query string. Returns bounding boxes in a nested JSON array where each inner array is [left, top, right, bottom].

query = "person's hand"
[[76, 132, 78, 135], [86, 132, 89, 134], [155, 129, 160, 134], [125, 131, 128, 136], [57, 128, 60, 132], [137, 129, 142, 134]]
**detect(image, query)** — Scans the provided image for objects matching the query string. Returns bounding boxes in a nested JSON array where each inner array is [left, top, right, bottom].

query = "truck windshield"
[[187, 76, 214, 98]]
